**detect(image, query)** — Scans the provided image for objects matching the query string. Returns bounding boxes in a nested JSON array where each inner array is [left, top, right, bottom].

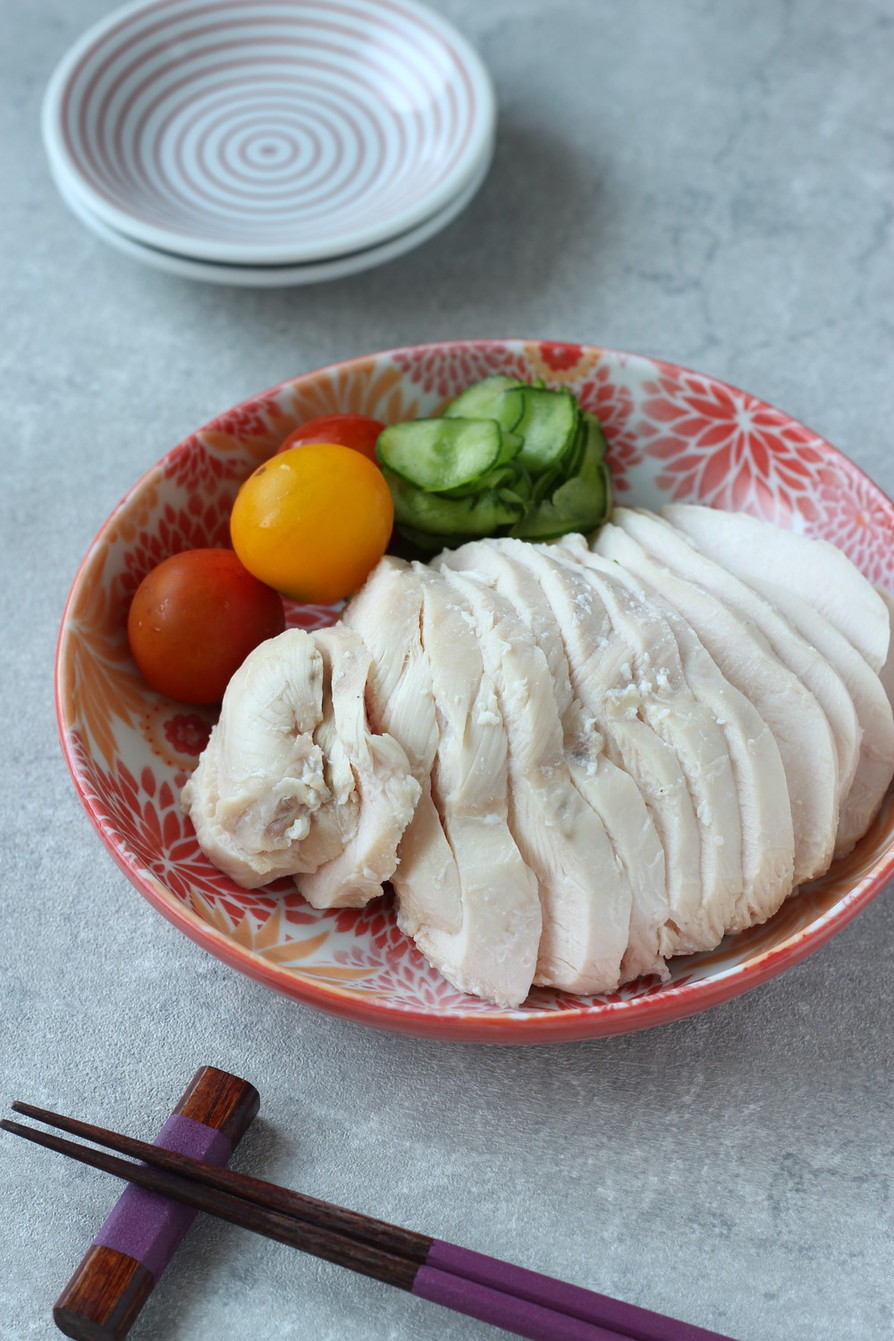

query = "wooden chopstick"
[[3, 1107, 737, 1341], [10, 1100, 425, 1264], [1, 1115, 616, 1341]]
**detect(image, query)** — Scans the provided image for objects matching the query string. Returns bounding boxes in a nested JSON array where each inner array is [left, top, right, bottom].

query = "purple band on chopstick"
[[425, 1241, 735, 1341], [92, 1113, 231, 1281], [413, 1265, 618, 1341]]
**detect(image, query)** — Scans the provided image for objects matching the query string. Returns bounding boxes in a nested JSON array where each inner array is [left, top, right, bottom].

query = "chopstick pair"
[[3, 1104, 736, 1341]]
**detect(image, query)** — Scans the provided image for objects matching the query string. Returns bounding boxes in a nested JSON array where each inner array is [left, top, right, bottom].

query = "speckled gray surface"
[[2, 1, 893, 1339]]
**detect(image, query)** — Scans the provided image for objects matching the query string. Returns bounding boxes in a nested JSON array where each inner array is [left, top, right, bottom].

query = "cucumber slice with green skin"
[[537, 411, 608, 500], [494, 427, 523, 465], [442, 375, 526, 430], [565, 409, 597, 469], [378, 377, 614, 549], [531, 460, 563, 505], [509, 430, 611, 540], [441, 461, 520, 499], [500, 386, 580, 474], [376, 418, 502, 493], [385, 469, 524, 537], [585, 411, 609, 461]]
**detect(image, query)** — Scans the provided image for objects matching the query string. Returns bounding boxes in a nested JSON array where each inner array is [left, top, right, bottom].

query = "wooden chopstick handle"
[[52, 1067, 258, 1341]]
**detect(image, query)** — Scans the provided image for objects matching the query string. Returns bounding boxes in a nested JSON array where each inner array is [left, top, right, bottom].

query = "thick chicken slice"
[[438, 540, 669, 983], [342, 558, 463, 936], [661, 504, 891, 673], [408, 567, 542, 1007], [440, 566, 631, 994], [559, 535, 795, 931], [451, 540, 703, 956], [660, 505, 894, 856], [620, 508, 860, 813], [550, 540, 744, 944], [297, 626, 421, 909], [594, 520, 838, 885], [742, 579, 894, 856], [181, 629, 351, 888], [510, 540, 741, 954]]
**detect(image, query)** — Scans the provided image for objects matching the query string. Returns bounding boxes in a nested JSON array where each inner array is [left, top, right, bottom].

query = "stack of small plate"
[[42, 0, 496, 286]]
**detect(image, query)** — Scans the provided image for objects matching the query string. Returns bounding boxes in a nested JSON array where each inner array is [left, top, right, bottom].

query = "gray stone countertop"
[[1, 1, 892, 1339]]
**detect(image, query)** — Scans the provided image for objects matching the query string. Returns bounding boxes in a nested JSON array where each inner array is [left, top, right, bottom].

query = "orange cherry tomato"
[[127, 549, 285, 704], [230, 443, 394, 604], [277, 413, 385, 462]]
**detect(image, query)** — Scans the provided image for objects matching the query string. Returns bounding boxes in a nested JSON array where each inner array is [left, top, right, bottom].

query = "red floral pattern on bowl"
[[56, 341, 894, 1042]]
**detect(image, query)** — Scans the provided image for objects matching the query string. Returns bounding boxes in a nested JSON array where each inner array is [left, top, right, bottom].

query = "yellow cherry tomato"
[[230, 443, 394, 603]]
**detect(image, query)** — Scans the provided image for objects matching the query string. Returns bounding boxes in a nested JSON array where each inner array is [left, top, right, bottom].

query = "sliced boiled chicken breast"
[[742, 578, 894, 856], [438, 539, 669, 983], [526, 541, 743, 952], [551, 541, 744, 941], [593, 520, 839, 886], [616, 508, 861, 814], [661, 504, 894, 855], [409, 567, 542, 1008], [296, 626, 421, 909], [661, 504, 891, 674], [342, 558, 463, 936], [440, 566, 631, 995], [182, 629, 352, 888], [558, 535, 795, 931], [479, 539, 710, 957]]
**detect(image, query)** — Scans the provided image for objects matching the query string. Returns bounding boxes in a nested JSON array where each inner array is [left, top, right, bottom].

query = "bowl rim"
[[55, 338, 894, 1043], [41, 0, 498, 265]]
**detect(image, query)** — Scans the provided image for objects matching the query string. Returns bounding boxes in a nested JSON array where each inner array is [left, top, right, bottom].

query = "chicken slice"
[[181, 628, 348, 888], [408, 567, 542, 1008], [440, 566, 631, 994], [342, 558, 462, 936], [296, 626, 421, 909], [660, 505, 894, 854], [551, 540, 744, 942], [743, 578, 894, 855], [463, 540, 708, 957], [661, 504, 891, 674], [437, 540, 669, 983], [594, 520, 838, 885], [517, 540, 743, 952], [618, 508, 860, 815], [558, 535, 795, 931]]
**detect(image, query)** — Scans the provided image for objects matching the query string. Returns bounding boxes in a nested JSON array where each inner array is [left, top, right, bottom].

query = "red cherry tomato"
[[127, 549, 285, 704], [277, 413, 385, 462]]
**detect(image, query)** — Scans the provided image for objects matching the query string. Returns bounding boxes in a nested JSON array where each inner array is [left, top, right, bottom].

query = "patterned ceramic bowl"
[[42, 0, 496, 265], [56, 340, 894, 1043]]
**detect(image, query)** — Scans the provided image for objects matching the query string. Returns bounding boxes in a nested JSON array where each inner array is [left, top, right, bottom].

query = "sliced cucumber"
[[494, 427, 523, 465], [580, 410, 609, 463], [385, 469, 524, 538], [442, 461, 521, 499], [506, 508, 579, 541], [443, 375, 526, 430], [510, 429, 611, 540], [500, 386, 580, 475], [378, 375, 614, 551], [530, 460, 563, 505], [376, 418, 502, 493]]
